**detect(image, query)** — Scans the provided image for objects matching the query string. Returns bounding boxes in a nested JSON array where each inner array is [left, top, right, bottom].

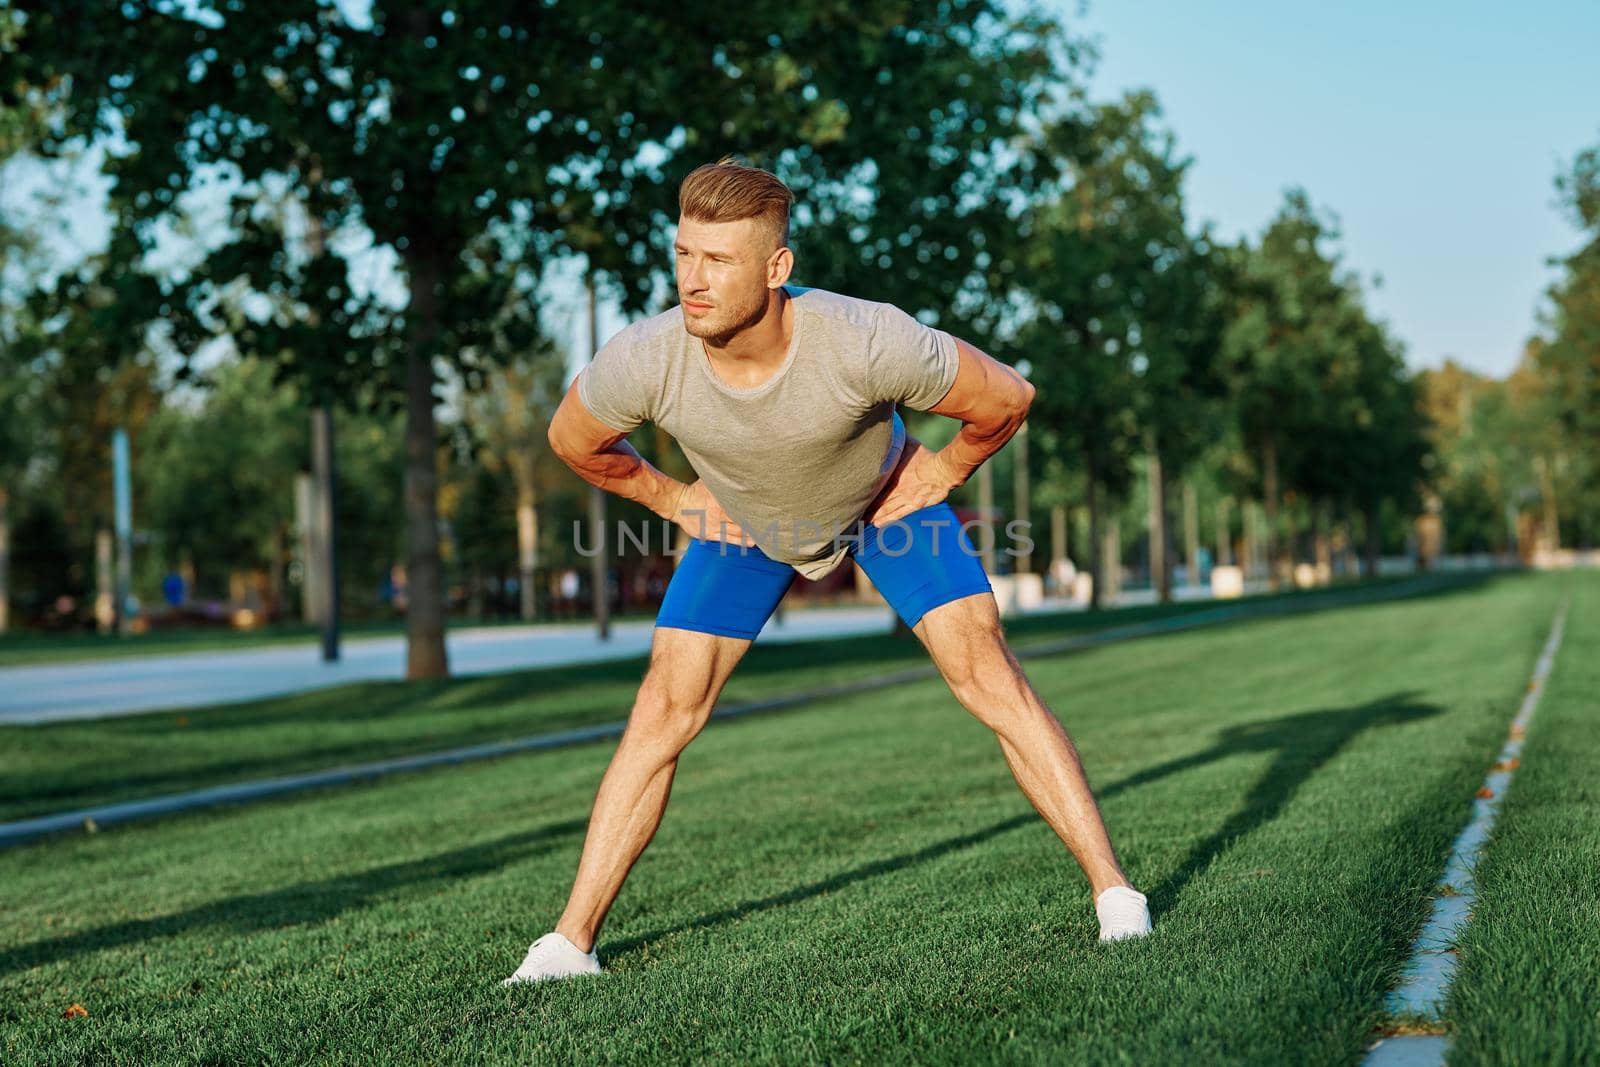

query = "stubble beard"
[[682, 289, 771, 347]]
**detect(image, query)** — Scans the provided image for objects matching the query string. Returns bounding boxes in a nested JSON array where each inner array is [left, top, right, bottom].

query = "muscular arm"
[[861, 335, 1032, 526], [547, 373, 687, 519], [926, 337, 1035, 487]]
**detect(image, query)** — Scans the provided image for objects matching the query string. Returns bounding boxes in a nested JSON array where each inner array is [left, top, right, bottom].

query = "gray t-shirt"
[[578, 285, 960, 580]]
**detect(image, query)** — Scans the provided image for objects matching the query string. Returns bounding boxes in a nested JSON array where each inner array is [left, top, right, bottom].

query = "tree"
[[458, 337, 568, 621], [1118, 105, 1233, 603], [1529, 135, 1600, 547], [1, 4, 64, 631], [137, 355, 307, 608], [9, 248, 167, 624], [1332, 317, 1429, 575], [1220, 190, 1363, 589], [13, 0, 1079, 672], [1018, 91, 1206, 607]]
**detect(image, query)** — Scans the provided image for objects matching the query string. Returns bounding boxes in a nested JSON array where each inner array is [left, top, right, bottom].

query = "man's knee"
[[941, 632, 1027, 711], [922, 600, 1008, 691], [626, 641, 730, 751]]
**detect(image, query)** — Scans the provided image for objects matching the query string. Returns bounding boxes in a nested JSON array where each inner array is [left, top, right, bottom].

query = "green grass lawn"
[[2, 576, 1463, 825], [1444, 573, 1599, 1066], [0, 571, 1577, 1064]]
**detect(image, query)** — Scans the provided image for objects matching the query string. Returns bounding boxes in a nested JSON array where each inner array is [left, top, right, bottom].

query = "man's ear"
[[766, 245, 795, 289]]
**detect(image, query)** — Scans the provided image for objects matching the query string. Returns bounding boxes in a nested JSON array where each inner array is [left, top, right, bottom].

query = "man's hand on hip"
[[862, 437, 958, 527], [671, 479, 757, 546]]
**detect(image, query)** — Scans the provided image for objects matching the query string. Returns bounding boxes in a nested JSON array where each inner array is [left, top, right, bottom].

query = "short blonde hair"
[[678, 157, 794, 249]]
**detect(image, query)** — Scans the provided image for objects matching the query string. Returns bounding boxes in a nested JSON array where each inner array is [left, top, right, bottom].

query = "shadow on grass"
[[1106, 693, 1439, 916], [0, 694, 1441, 977], [0, 817, 586, 977], [600, 691, 1440, 959], [1, 692, 1444, 976]]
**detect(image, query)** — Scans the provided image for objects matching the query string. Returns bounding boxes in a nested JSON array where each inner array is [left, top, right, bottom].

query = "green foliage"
[[1419, 362, 1530, 553], [3, 0, 1582, 629], [1008, 91, 1238, 594], [1220, 190, 1429, 521], [8, 0, 1077, 389], [1020, 92, 1177, 501], [6, 0, 1085, 657], [1221, 190, 1353, 487], [5, 254, 166, 612], [138, 358, 304, 591], [326, 405, 407, 613], [133, 355, 404, 611], [1529, 136, 1600, 544]]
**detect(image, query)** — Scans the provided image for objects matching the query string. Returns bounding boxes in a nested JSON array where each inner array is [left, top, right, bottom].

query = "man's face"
[[674, 215, 780, 342]]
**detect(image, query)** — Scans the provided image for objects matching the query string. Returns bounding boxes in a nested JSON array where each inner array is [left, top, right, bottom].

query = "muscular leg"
[[912, 590, 1132, 896], [554, 625, 753, 952]]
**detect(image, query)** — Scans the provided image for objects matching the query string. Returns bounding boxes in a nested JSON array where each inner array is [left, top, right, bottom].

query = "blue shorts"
[[655, 501, 993, 640]]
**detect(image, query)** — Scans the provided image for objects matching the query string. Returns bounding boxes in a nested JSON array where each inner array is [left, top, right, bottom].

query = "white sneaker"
[[501, 931, 602, 985], [1096, 886, 1152, 942]]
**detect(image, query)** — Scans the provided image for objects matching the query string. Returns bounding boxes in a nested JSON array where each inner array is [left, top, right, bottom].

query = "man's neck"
[[703, 286, 793, 366]]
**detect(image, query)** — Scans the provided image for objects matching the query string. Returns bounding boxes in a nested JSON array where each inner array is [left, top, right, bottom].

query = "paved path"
[[0, 583, 1234, 725], [0, 604, 899, 724]]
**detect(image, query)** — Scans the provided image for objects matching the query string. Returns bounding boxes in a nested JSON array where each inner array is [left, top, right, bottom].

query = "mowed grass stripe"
[[0, 575, 1457, 844], [1, 575, 1479, 826], [0, 572, 1566, 1065], [1444, 572, 1600, 1067]]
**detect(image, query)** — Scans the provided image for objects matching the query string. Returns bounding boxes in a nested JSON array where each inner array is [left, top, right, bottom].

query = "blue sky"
[[1068, 0, 1600, 376]]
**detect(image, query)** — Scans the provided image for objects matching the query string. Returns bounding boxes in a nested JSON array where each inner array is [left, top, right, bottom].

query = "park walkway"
[[0, 586, 1217, 724], [0, 603, 897, 724], [1, 587, 1229, 725]]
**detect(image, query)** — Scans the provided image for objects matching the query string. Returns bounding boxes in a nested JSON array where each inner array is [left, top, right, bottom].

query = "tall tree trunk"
[[1146, 445, 1169, 602], [95, 528, 115, 634], [1241, 501, 1258, 578], [1215, 496, 1233, 567], [295, 471, 318, 624], [303, 212, 340, 655], [1182, 480, 1200, 588], [1337, 504, 1356, 578], [977, 459, 996, 574], [112, 428, 133, 635], [267, 521, 285, 621], [1363, 500, 1381, 579], [1101, 508, 1122, 605], [1283, 498, 1301, 585], [1313, 499, 1332, 584], [1262, 436, 1281, 592], [516, 484, 539, 622], [1012, 421, 1031, 574], [402, 247, 450, 679], [311, 406, 341, 662], [587, 269, 611, 640], [1050, 502, 1066, 588], [1537, 454, 1561, 552], [1084, 449, 1102, 610], [0, 486, 9, 634]]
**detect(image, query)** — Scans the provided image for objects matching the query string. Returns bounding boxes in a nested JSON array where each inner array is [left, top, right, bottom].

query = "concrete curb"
[[1362, 600, 1570, 1067]]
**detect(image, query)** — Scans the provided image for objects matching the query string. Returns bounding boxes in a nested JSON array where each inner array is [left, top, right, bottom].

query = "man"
[[504, 160, 1150, 985]]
